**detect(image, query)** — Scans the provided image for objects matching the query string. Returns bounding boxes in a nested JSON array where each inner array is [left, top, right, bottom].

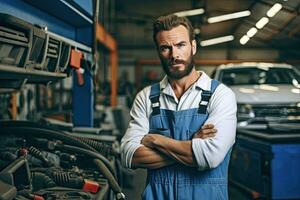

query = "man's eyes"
[[177, 43, 186, 48], [160, 46, 170, 52], [159, 43, 186, 52]]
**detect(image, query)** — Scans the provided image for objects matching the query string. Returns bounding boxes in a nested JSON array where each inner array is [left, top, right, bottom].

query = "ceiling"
[[106, 0, 300, 54]]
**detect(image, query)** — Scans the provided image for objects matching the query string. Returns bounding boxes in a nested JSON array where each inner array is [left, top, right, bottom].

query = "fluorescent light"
[[259, 85, 279, 91], [246, 27, 258, 37], [207, 10, 251, 23], [200, 35, 234, 46], [267, 3, 282, 17], [174, 8, 205, 17], [240, 35, 250, 45], [256, 17, 269, 29], [194, 28, 201, 34]]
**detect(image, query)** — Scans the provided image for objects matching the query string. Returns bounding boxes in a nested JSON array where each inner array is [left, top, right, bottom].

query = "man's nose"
[[170, 46, 179, 59]]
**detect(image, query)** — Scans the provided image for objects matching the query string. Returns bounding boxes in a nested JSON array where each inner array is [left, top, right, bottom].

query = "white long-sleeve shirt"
[[121, 71, 237, 170]]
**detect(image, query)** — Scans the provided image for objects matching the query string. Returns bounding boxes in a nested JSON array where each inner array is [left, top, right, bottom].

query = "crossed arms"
[[132, 124, 217, 169]]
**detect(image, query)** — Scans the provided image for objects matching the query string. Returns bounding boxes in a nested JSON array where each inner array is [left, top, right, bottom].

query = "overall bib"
[[142, 80, 231, 200]]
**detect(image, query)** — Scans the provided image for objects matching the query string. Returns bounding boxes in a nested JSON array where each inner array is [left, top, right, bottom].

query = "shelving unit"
[[0, 0, 95, 127], [0, 64, 67, 83]]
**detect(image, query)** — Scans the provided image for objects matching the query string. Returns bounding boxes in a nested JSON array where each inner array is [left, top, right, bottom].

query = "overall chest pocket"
[[149, 128, 171, 138]]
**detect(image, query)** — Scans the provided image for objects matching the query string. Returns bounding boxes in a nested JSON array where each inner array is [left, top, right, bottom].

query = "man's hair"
[[152, 14, 195, 47]]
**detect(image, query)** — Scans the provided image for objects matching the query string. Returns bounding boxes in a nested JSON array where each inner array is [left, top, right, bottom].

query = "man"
[[121, 14, 237, 200]]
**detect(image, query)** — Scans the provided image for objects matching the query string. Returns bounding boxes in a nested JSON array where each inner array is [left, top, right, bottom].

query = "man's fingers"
[[201, 133, 216, 139], [201, 128, 217, 134], [202, 124, 214, 129], [208, 133, 216, 137], [193, 128, 217, 139]]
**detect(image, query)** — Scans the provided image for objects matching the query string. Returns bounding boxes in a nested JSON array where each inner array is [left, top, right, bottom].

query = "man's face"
[[156, 25, 197, 80]]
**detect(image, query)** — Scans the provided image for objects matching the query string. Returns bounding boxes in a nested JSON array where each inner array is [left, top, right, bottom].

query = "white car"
[[212, 62, 300, 131]]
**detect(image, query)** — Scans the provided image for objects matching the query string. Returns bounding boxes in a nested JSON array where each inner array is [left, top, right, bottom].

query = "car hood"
[[230, 84, 300, 104]]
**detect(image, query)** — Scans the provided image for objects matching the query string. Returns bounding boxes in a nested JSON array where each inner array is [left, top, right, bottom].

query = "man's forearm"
[[132, 146, 175, 169], [142, 134, 197, 167], [152, 136, 197, 167]]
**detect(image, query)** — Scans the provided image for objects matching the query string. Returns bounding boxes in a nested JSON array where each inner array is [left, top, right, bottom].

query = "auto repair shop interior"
[[0, 0, 299, 200]]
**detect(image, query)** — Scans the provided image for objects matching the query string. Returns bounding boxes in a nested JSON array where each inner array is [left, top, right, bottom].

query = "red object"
[[251, 191, 261, 199], [19, 148, 28, 156], [83, 179, 100, 193], [70, 49, 82, 69], [33, 195, 45, 200]]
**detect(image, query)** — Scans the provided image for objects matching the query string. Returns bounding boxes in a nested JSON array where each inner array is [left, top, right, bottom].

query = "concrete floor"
[[122, 169, 254, 200]]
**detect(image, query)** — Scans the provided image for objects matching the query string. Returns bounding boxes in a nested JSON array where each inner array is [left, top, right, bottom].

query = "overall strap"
[[198, 79, 221, 114], [149, 83, 161, 116]]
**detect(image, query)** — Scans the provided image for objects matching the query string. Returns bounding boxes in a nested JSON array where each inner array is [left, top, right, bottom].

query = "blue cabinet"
[[230, 130, 300, 199]]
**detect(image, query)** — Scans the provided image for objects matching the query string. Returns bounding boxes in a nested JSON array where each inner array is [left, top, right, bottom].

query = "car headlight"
[[237, 104, 255, 121]]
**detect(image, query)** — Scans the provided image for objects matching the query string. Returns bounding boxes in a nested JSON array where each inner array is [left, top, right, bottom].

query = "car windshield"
[[219, 67, 300, 85]]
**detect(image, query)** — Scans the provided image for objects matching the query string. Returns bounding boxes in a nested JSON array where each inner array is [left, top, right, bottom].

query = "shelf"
[[22, 0, 93, 27], [0, 0, 94, 46], [0, 64, 67, 85]]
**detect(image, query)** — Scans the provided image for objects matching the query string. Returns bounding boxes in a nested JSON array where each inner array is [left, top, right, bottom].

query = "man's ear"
[[192, 39, 197, 55]]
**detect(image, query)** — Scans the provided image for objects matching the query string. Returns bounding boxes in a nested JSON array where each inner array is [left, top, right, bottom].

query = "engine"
[[0, 121, 125, 200]]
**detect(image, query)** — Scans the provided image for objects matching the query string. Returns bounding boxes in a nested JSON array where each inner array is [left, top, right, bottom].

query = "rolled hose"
[[0, 125, 116, 179], [56, 144, 125, 200]]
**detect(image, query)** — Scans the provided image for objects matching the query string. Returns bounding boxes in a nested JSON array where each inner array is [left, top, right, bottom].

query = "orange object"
[[83, 179, 100, 193], [96, 23, 118, 107], [70, 49, 83, 69]]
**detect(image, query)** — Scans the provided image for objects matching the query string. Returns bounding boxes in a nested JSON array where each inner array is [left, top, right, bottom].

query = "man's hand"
[[141, 134, 163, 148], [193, 124, 217, 139]]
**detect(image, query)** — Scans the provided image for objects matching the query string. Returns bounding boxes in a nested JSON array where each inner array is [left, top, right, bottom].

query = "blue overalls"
[[142, 80, 231, 200]]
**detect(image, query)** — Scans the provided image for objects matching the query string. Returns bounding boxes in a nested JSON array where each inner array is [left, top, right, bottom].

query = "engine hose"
[[28, 146, 50, 166], [0, 120, 119, 155], [31, 172, 56, 191], [56, 144, 117, 179], [0, 151, 17, 161], [51, 171, 84, 188], [94, 159, 125, 200], [75, 137, 113, 156], [0, 121, 97, 152], [56, 144, 124, 199], [0, 126, 96, 152], [51, 171, 72, 184], [0, 127, 116, 178]]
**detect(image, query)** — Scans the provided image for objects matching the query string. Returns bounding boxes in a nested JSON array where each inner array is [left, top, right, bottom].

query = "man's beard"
[[160, 51, 194, 80]]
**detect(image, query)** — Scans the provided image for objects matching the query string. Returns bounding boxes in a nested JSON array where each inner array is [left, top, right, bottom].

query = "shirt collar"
[[159, 71, 212, 96], [194, 71, 212, 91]]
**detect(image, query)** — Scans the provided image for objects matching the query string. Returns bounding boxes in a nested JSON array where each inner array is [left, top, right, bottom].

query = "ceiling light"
[[240, 35, 250, 45], [207, 10, 251, 23], [246, 27, 258, 37], [256, 17, 269, 29], [174, 8, 205, 17], [267, 3, 282, 17], [200, 35, 234, 46], [194, 28, 201, 34]]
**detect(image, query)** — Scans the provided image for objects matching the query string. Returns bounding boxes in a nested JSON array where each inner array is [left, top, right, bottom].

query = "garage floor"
[[122, 169, 254, 200]]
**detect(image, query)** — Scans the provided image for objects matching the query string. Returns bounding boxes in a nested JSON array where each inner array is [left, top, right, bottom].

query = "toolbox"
[[230, 129, 300, 199]]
